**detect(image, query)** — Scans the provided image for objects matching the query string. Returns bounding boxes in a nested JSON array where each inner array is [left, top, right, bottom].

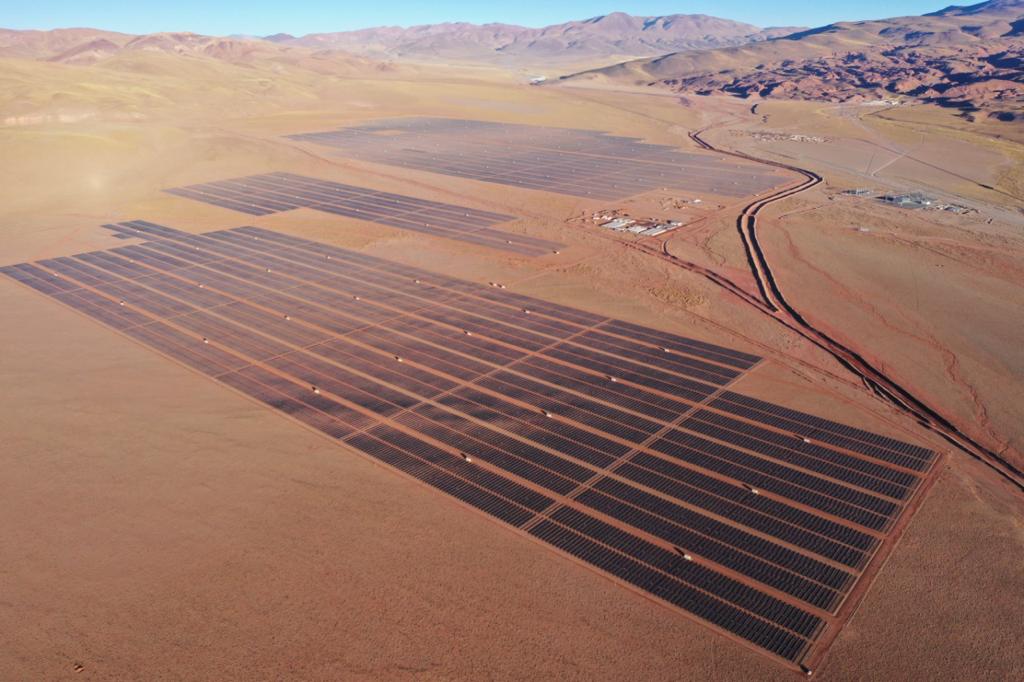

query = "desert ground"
[[2, 47, 1023, 680]]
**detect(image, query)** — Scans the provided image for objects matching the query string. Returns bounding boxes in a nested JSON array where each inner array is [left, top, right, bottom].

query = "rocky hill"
[[0, 27, 131, 59], [0, 28, 388, 76], [0, 13, 800, 71], [271, 13, 800, 66], [561, 1, 1024, 113]]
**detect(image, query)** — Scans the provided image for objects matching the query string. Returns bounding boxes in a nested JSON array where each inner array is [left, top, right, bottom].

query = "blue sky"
[[5, 1, 950, 35]]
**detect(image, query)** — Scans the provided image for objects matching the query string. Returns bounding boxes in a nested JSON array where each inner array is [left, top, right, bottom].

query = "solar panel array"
[[1, 221, 937, 668], [164, 172, 561, 257], [287, 117, 789, 200]]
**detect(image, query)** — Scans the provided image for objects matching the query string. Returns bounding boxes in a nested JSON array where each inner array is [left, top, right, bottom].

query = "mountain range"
[[561, 0, 1024, 112], [2, 3, 1022, 113], [266, 13, 799, 66], [0, 13, 797, 69]]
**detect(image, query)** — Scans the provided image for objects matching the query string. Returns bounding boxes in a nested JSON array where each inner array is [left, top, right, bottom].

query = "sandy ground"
[[678, 98, 1024, 470], [2, 59, 1023, 679]]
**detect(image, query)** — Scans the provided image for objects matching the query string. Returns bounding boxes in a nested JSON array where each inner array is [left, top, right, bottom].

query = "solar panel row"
[[0, 220, 938, 666], [712, 391, 935, 469], [163, 172, 562, 257], [287, 118, 788, 201]]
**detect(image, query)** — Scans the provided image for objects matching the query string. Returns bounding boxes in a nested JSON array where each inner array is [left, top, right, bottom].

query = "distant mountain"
[[0, 29, 384, 73], [46, 37, 123, 64], [270, 12, 801, 65], [927, 0, 1024, 15], [561, 0, 1024, 112], [0, 12, 799, 71], [0, 27, 131, 59]]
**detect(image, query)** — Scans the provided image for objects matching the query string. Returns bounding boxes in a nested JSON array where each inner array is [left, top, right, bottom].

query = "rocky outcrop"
[[663, 46, 1024, 107], [562, 0, 1024, 111]]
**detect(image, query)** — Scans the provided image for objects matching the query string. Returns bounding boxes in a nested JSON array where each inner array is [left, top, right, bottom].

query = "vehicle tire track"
[[649, 125, 1024, 493]]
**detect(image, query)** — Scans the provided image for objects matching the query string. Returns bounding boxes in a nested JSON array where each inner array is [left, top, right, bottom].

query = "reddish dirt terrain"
[[564, 1, 1024, 116], [1, 30, 1023, 680]]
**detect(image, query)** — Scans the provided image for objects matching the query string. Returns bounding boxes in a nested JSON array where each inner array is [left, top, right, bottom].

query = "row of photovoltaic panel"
[[94, 232, 606, 466], [453, 374, 877, 571], [358, 424, 559, 515], [8, 244, 876, 585], [395, 409, 586, 496], [235, 225, 607, 327], [434, 396, 616, 471], [0, 266, 872, 659], [195, 228, 909, 524], [3, 261, 398, 443], [512, 355, 704, 423], [0, 266, 257, 382], [684, 411, 920, 492], [466, 360, 880, 569], [269, 172, 514, 223], [313, 119, 755, 173], [443, 388, 629, 462], [167, 186, 543, 257], [570, 486, 846, 612], [529, 514, 811, 660], [121, 222, 477, 314], [264, 171, 503, 214], [573, 329, 742, 383], [712, 392, 936, 468], [598, 318, 762, 369], [22, 244, 647, 466], [31, 252, 458, 423], [479, 371, 659, 443], [648, 436, 892, 532], [164, 186, 272, 216], [97, 220, 921, 522], [346, 429, 547, 526], [352, 327, 493, 381], [182, 321, 864, 614], [468, 372, 884, 561], [532, 356, 685, 418], [342, 425, 821, 660], [163, 172, 563, 257], [218, 368, 363, 439], [190, 223, 913, 489], [408, 158, 762, 193], [544, 503, 828, 638], [612, 455, 876, 566], [233, 364, 377, 431], [104, 222, 751, 397], [538, 345, 721, 402], [174, 174, 513, 224], [660, 426, 902, 520], [285, 119, 785, 200], [588, 476, 857, 595], [1, 222, 937, 662]]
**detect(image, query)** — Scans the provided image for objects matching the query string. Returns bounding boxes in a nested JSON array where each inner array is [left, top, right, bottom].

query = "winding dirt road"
[[636, 125, 1024, 493]]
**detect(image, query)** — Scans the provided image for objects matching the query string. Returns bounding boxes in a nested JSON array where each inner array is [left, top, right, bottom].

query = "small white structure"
[[600, 218, 636, 231]]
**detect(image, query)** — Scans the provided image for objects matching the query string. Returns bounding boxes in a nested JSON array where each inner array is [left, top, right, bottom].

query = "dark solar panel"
[[286, 118, 790, 201], [0, 219, 939, 668], [163, 172, 562, 257]]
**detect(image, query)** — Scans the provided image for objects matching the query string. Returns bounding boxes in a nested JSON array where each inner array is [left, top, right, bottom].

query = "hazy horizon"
[[3, 0, 953, 37]]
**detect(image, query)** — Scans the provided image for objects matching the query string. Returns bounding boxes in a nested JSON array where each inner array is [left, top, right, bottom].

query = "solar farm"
[[164, 172, 562, 257], [287, 118, 790, 200], [1, 219, 938, 670]]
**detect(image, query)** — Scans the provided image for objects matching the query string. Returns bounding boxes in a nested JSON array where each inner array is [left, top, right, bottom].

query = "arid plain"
[[2, 31, 1023, 681]]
